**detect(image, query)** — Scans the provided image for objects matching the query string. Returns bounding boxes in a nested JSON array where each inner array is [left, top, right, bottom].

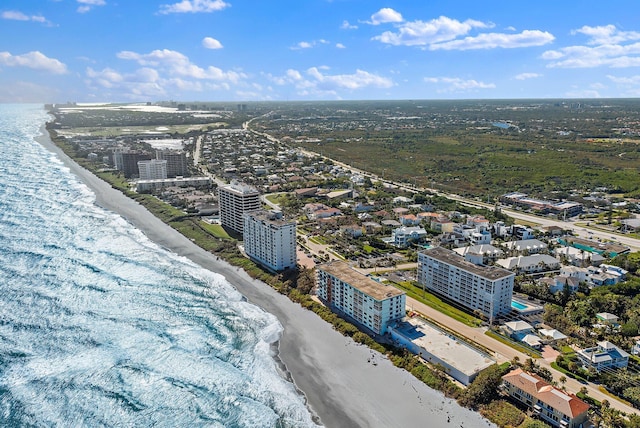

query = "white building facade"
[[243, 210, 296, 272], [316, 261, 406, 335], [417, 247, 515, 319], [218, 181, 261, 235], [137, 159, 167, 180]]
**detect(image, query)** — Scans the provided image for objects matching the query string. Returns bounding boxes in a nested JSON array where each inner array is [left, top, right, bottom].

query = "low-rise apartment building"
[[316, 261, 406, 335], [502, 368, 589, 428]]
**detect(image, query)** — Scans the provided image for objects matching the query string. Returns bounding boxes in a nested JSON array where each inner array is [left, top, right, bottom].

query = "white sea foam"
[[0, 105, 318, 427]]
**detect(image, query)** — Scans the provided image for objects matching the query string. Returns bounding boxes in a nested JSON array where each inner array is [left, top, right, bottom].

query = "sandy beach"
[[38, 128, 494, 428]]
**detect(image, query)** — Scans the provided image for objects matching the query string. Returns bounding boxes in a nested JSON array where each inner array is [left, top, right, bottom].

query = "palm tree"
[[559, 375, 567, 390]]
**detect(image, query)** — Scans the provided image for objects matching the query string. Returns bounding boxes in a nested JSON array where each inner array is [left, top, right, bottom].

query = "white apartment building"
[[417, 247, 515, 319], [316, 261, 406, 335], [218, 181, 261, 235], [137, 159, 167, 180], [243, 210, 296, 272]]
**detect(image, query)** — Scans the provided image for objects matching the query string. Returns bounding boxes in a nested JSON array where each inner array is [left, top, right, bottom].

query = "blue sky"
[[2, 0, 640, 102]]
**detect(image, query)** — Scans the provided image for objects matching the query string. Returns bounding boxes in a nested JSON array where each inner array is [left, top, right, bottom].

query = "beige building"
[[316, 261, 405, 335], [502, 368, 589, 428], [218, 181, 260, 235]]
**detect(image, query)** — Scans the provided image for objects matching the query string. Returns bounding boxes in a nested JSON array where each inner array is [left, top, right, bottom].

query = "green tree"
[[457, 364, 507, 409]]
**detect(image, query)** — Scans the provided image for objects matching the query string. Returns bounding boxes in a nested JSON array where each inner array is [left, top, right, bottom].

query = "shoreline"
[[37, 126, 494, 428]]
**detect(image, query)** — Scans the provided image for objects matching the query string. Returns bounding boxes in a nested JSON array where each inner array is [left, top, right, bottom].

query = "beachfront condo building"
[[156, 150, 189, 178], [417, 247, 514, 320], [137, 159, 168, 180], [316, 261, 406, 335], [218, 181, 261, 235], [243, 210, 296, 272]]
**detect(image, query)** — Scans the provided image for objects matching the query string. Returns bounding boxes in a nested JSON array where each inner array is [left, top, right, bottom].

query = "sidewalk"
[[406, 295, 639, 415]]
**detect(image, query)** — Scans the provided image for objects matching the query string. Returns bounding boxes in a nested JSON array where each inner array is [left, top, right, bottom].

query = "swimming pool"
[[511, 300, 527, 310]]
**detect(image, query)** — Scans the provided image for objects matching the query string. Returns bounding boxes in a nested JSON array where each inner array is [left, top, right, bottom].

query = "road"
[[404, 295, 639, 415], [247, 121, 640, 414]]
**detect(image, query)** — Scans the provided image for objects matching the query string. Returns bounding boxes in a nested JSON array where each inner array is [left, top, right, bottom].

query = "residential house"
[[511, 225, 535, 240], [453, 244, 504, 264], [340, 224, 363, 238], [539, 275, 580, 294], [504, 320, 534, 338], [577, 341, 629, 372], [502, 368, 590, 428], [595, 312, 619, 326], [554, 246, 605, 267], [505, 239, 548, 255], [538, 329, 568, 342], [399, 214, 421, 226], [496, 254, 561, 274], [469, 230, 492, 245], [392, 226, 428, 248], [430, 217, 455, 233]]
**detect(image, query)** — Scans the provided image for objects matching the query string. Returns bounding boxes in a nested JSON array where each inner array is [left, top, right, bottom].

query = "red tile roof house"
[[502, 368, 589, 428]]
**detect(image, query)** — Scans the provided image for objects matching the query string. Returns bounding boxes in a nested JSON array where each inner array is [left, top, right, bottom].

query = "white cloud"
[[341, 20, 357, 30], [573, 25, 640, 45], [307, 67, 394, 90], [543, 43, 640, 68], [267, 67, 394, 97], [202, 37, 223, 49], [424, 76, 495, 92], [565, 89, 601, 98], [336, 43, 346, 49], [543, 24, 640, 68], [291, 41, 313, 50], [290, 40, 330, 50], [607, 74, 640, 84], [429, 30, 554, 50], [77, 0, 106, 13], [286, 69, 303, 81], [368, 8, 403, 25], [2, 11, 48, 23], [0, 51, 67, 74], [373, 16, 491, 46], [159, 0, 229, 14], [86, 67, 124, 88], [514, 72, 542, 80], [86, 66, 216, 99], [606, 74, 640, 96], [116, 48, 244, 82]]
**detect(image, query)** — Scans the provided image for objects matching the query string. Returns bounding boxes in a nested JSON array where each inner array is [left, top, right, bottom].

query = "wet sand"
[[38, 128, 494, 428]]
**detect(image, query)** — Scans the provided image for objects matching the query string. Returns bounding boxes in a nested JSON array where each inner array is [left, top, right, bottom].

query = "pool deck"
[[510, 298, 544, 315]]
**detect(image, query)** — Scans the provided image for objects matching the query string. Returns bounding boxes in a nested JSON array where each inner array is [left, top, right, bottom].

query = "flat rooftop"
[[561, 236, 629, 255], [421, 247, 514, 281], [318, 261, 405, 301], [245, 209, 295, 226], [394, 317, 495, 377]]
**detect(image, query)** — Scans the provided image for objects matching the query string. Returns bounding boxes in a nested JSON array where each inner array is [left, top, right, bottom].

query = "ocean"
[[0, 104, 317, 427]]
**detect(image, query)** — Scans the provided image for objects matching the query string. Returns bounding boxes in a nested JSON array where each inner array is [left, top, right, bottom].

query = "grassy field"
[[293, 131, 640, 196], [199, 222, 231, 239], [390, 280, 482, 327]]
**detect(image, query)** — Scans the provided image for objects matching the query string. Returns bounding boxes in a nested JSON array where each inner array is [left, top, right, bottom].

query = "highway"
[[246, 122, 640, 414]]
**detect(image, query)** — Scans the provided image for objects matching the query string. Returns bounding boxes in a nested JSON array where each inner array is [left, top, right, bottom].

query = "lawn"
[[391, 280, 482, 327], [199, 222, 231, 239]]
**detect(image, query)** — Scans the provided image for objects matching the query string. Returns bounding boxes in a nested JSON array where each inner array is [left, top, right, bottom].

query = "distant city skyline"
[[2, 0, 640, 102]]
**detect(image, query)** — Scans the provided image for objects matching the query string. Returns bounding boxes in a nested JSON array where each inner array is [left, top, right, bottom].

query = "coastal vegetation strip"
[[46, 125, 530, 427]]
